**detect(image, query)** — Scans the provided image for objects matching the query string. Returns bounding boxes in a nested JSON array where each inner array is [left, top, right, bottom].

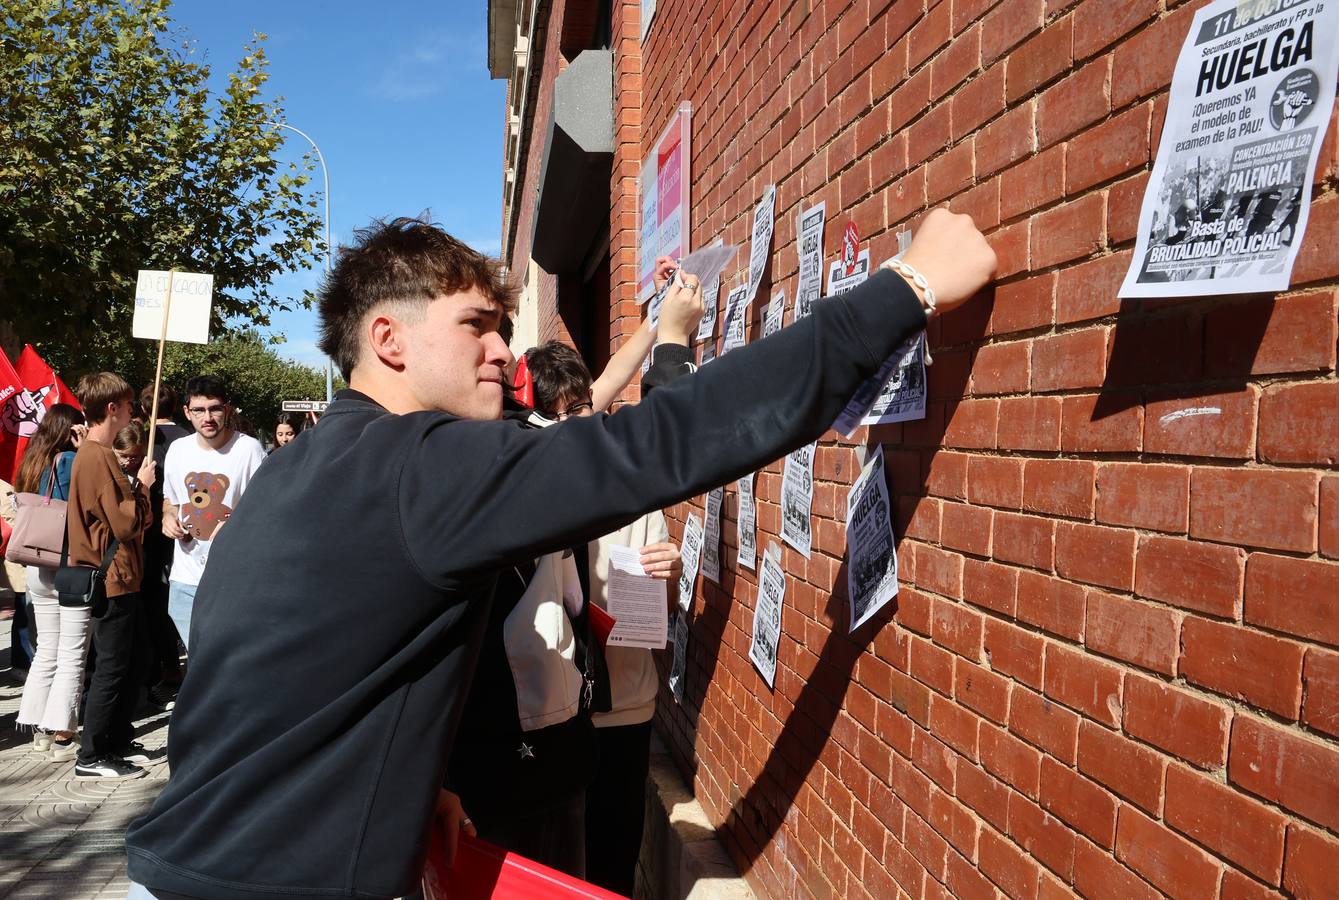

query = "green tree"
[[159, 331, 339, 437], [0, 0, 324, 378]]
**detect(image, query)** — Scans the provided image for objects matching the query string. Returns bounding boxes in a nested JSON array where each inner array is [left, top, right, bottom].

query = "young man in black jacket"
[[125, 210, 995, 899]]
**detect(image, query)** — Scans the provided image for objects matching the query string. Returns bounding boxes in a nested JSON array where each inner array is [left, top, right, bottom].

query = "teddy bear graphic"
[[180, 471, 232, 541]]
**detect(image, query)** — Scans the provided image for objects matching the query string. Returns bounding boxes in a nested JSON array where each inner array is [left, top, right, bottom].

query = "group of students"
[[1, 374, 271, 780], [114, 211, 994, 900]]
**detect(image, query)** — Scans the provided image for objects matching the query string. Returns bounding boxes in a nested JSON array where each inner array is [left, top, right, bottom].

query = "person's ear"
[[368, 313, 408, 370]]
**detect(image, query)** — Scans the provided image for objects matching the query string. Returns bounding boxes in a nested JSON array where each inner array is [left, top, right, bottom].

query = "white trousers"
[[16, 566, 91, 734]]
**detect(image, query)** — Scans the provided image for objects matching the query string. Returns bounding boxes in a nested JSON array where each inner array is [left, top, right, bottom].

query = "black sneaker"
[[117, 741, 167, 766], [74, 757, 146, 780]]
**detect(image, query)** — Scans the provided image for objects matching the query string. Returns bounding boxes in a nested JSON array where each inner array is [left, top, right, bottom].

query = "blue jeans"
[[167, 581, 197, 651]]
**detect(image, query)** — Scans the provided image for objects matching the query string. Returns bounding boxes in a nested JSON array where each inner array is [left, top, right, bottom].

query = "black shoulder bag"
[[54, 528, 121, 609]]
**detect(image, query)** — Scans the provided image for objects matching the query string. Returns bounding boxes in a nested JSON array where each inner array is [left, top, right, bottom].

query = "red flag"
[[0, 346, 79, 484], [17, 345, 80, 412]]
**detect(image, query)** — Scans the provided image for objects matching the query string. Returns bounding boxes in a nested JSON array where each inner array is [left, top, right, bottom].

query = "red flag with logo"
[[0, 346, 80, 484]]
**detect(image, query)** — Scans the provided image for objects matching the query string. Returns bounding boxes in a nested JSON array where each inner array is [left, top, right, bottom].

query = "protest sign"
[[720, 285, 749, 354], [668, 613, 688, 702], [780, 441, 816, 558], [762, 290, 786, 338], [846, 446, 899, 632], [745, 185, 777, 304], [701, 488, 724, 583], [736, 473, 756, 570], [1120, 0, 1337, 297], [826, 248, 870, 296], [677, 512, 704, 611], [748, 542, 786, 689], [134, 269, 214, 460], [795, 202, 826, 319]]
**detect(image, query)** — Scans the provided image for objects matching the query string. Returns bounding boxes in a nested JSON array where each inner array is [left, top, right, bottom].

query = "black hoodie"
[[125, 270, 926, 899]]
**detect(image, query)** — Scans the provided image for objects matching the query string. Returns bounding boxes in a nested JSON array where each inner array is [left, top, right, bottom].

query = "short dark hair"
[[76, 373, 133, 424], [317, 216, 517, 381], [525, 341, 593, 417], [185, 374, 230, 405], [141, 383, 178, 419]]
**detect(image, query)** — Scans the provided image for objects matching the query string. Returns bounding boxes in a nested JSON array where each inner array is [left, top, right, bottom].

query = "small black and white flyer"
[[846, 446, 899, 632]]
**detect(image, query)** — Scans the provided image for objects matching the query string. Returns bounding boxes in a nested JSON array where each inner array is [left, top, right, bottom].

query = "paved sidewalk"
[[0, 618, 171, 899]]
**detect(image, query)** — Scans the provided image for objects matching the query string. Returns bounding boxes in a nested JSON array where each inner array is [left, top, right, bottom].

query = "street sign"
[[281, 400, 329, 413]]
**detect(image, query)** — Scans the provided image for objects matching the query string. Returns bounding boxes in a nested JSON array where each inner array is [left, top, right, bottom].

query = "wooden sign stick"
[[145, 269, 175, 464]]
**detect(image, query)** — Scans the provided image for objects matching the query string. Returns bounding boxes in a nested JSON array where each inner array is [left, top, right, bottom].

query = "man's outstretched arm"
[[403, 210, 996, 581]]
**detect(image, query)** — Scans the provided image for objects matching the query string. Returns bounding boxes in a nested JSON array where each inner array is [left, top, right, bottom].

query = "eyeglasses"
[[550, 400, 593, 421], [187, 405, 227, 418]]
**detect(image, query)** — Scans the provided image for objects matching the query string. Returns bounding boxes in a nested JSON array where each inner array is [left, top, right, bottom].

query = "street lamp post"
[[263, 121, 334, 401]]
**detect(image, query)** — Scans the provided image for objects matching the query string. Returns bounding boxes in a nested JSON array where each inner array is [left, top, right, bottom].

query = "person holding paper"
[[125, 210, 995, 900], [441, 266, 695, 879]]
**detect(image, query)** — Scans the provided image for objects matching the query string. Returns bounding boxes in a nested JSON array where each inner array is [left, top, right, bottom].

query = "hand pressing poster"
[[748, 542, 786, 689], [736, 473, 757, 570], [701, 487, 724, 583], [677, 513, 704, 611], [846, 446, 899, 632], [795, 202, 827, 319], [780, 441, 816, 558], [1120, 0, 1338, 297], [746, 185, 777, 304]]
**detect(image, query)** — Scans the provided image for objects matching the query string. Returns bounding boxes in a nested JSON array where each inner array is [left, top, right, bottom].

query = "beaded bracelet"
[[880, 258, 937, 317]]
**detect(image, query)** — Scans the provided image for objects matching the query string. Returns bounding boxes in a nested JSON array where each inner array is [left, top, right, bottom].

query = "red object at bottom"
[[422, 826, 628, 900]]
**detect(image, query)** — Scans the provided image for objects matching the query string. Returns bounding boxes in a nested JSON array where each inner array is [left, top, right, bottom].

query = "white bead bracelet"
[[880, 258, 937, 317]]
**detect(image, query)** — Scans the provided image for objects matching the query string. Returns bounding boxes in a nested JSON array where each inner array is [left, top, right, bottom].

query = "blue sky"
[[170, 0, 507, 369]]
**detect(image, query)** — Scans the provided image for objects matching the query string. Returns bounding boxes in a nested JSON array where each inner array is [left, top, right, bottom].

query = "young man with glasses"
[[161, 375, 267, 649]]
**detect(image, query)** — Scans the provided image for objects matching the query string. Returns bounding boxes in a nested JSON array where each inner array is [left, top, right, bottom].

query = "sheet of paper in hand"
[[795, 202, 827, 319], [762, 290, 786, 338], [748, 542, 786, 689], [736, 473, 757, 570], [677, 513, 704, 611], [668, 612, 688, 702], [780, 441, 816, 558], [846, 446, 899, 632], [604, 545, 668, 649], [679, 242, 738, 292], [1118, 0, 1337, 298], [720, 285, 749, 354], [746, 185, 777, 304]]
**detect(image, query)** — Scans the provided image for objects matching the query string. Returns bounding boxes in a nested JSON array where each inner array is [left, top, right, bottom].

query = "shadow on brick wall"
[[1092, 293, 1278, 422]]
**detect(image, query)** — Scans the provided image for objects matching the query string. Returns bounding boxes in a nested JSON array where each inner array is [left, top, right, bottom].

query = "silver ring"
[[683, 280, 700, 290]]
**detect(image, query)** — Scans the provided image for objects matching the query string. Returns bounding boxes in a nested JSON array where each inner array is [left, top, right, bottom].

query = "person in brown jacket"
[[66, 372, 162, 780]]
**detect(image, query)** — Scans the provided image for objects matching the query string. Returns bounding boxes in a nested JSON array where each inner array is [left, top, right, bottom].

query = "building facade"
[[489, 0, 1339, 897]]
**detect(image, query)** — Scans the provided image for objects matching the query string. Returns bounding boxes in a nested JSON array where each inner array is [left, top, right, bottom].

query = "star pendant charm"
[[517, 742, 535, 759]]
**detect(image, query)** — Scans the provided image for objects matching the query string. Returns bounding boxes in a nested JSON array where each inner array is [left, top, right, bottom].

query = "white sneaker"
[[31, 731, 52, 754]]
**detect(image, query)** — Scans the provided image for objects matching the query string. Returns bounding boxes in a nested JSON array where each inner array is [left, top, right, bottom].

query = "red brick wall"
[[636, 1, 1339, 898]]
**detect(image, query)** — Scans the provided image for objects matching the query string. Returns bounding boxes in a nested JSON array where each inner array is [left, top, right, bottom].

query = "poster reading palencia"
[[1120, 0, 1337, 297]]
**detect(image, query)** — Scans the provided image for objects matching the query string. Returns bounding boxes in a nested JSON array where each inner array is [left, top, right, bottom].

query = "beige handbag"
[[5, 462, 68, 568]]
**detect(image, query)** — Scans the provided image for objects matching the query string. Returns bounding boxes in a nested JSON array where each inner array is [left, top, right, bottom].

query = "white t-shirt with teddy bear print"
[[163, 430, 268, 587]]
